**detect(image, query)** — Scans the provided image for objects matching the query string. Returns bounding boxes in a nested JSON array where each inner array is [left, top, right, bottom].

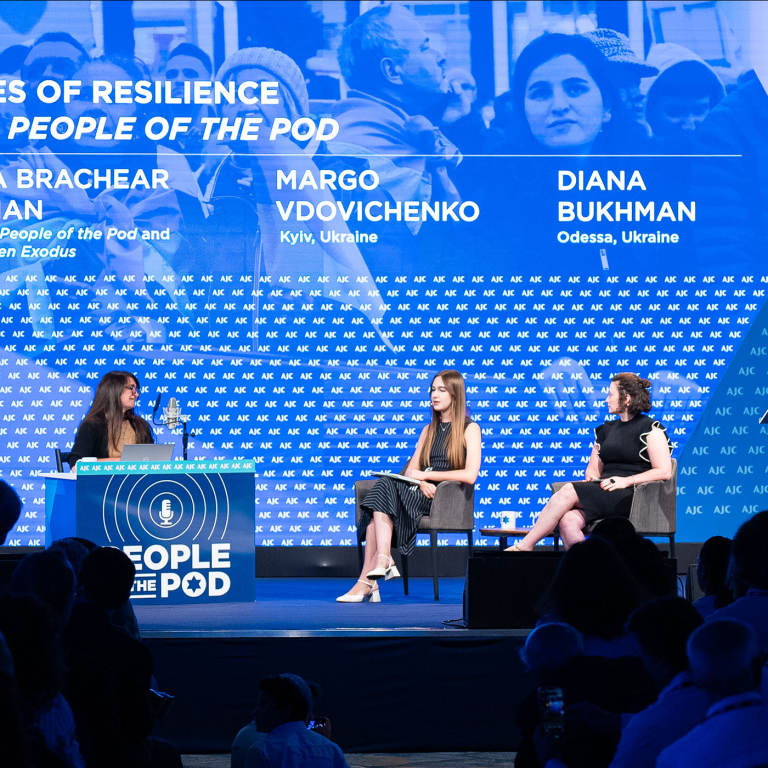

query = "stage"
[[136, 577, 525, 636], [138, 578, 531, 754]]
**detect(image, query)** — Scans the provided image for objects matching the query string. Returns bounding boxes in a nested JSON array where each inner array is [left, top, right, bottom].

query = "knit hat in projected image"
[[215, 46, 310, 119], [583, 28, 659, 77]]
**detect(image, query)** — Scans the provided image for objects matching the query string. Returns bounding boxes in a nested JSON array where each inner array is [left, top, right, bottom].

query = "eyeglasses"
[[123, 385, 140, 395], [23, 57, 78, 81], [165, 68, 202, 79]]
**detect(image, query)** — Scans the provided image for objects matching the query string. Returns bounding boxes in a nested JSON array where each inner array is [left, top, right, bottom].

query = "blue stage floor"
[[134, 577, 526, 637]]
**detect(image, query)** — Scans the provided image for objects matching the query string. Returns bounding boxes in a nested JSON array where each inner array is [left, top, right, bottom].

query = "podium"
[[45, 460, 256, 605]]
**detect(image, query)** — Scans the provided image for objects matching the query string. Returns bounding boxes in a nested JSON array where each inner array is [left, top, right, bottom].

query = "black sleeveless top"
[[594, 414, 671, 477], [423, 416, 473, 471]]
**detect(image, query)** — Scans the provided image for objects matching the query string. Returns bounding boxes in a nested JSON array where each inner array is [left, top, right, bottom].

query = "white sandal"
[[336, 579, 381, 603], [365, 554, 401, 581]]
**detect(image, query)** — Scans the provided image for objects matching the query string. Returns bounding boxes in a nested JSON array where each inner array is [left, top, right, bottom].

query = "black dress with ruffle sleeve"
[[572, 414, 670, 523]]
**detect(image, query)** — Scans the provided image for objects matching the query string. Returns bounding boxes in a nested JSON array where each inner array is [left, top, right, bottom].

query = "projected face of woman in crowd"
[[220, 67, 290, 133], [524, 54, 611, 152], [65, 61, 138, 149], [430, 375, 453, 417]]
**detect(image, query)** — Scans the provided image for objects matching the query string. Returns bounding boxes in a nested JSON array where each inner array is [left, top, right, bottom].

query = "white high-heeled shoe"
[[336, 579, 381, 603], [366, 554, 401, 581]]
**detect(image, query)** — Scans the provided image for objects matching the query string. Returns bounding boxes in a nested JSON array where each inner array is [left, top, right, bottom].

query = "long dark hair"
[[82, 370, 152, 452], [419, 369, 469, 471], [510, 33, 647, 154]]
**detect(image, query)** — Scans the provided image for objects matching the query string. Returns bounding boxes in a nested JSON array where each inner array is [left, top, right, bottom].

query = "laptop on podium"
[[120, 444, 175, 461]]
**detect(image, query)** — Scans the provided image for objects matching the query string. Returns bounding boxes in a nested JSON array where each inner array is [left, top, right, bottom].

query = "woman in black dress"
[[337, 369, 482, 602], [69, 371, 154, 465], [510, 373, 672, 551]]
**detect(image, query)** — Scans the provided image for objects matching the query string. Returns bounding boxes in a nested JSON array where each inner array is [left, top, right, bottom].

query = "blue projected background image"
[[1, 0, 767, 548]]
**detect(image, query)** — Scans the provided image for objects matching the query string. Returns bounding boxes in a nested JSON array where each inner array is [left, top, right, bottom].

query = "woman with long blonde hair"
[[337, 370, 482, 602]]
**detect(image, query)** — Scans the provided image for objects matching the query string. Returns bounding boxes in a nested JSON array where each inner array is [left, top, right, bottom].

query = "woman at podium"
[[337, 369, 482, 602], [69, 371, 154, 465], [509, 373, 672, 552]]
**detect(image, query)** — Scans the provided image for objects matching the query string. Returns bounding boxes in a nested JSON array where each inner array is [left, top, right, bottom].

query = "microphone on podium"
[[161, 396, 196, 460], [152, 394, 161, 419], [165, 397, 180, 430]]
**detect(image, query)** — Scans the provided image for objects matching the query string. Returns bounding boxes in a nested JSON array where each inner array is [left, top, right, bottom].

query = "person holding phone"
[[508, 372, 671, 551], [68, 370, 154, 466], [337, 369, 482, 602]]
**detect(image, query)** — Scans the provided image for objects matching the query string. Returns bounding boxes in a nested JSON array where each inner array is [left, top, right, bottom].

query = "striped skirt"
[[358, 476, 432, 557]]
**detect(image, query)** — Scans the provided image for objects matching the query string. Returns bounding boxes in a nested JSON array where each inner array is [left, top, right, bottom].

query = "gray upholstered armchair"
[[550, 457, 678, 555], [354, 476, 474, 601]]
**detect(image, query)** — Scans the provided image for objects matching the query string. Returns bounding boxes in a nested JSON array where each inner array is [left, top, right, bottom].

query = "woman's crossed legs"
[[511, 483, 587, 551]]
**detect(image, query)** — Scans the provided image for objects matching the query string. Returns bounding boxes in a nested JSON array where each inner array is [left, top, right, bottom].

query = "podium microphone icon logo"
[[159, 499, 174, 527]]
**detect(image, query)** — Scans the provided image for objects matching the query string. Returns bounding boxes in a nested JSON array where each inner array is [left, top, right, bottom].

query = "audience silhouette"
[[693, 535, 734, 618], [658, 618, 768, 768], [244, 674, 347, 767], [3, 506, 768, 767]]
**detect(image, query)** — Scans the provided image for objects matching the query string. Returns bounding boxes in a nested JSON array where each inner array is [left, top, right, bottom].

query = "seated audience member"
[[609, 535, 673, 601], [657, 619, 768, 768], [536, 537, 642, 657], [516, 624, 588, 768], [588, 516, 636, 544], [48, 538, 90, 579], [233, 680, 331, 768], [692, 535, 733, 618], [11, 549, 77, 624], [515, 623, 655, 768], [0, 592, 85, 767], [54, 537, 141, 639], [245, 674, 347, 768], [65, 547, 180, 768], [570, 597, 708, 768], [521, 623, 585, 683], [0, 479, 22, 545], [0, 629, 28, 768], [710, 509, 768, 650], [232, 710, 267, 768]]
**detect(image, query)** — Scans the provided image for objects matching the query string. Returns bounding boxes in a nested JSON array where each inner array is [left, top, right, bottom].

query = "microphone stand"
[[151, 394, 163, 429], [180, 417, 197, 461]]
